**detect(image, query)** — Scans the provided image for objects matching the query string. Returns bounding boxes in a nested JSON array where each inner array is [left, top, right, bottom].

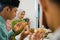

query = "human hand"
[[20, 25, 30, 40], [29, 29, 44, 40]]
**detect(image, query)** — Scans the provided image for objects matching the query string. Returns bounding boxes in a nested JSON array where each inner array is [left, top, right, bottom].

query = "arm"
[[0, 31, 5, 40], [0, 25, 6, 40], [20, 25, 30, 40], [20, 31, 29, 40]]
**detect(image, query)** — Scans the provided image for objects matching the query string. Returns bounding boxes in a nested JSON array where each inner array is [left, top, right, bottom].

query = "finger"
[[24, 31, 29, 34], [34, 30, 41, 37], [26, 25, 30, 31], [34, 30, 44, 39], [23, 26, 27, 31], [30, 34, 36, 40], [39, 31, 44, 39], [24, 25, 29, 31], [34, 30, 40, 36], [29, 33, 36, 40], [29, 34, 32, 40]]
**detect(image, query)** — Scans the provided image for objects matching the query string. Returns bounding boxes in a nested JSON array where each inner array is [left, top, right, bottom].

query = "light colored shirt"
[[49, 28, 60, 40], [0, 16, 14, 40]]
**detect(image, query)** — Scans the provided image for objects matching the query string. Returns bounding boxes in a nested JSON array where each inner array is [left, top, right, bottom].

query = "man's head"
[[19, 11, 25, 19], [40, 0, 60, 31], [0, 0, 20, 20]]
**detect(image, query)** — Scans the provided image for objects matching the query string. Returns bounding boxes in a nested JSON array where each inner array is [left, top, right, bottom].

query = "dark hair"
[[0, 0, 20, 12]]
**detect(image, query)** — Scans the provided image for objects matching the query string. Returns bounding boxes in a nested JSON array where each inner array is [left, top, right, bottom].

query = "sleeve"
[[8, 29, 14, 38], [0, 31, 4, 40], [0, 25, 6, 40]]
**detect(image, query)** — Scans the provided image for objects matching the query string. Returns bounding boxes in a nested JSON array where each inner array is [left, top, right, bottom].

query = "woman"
[[16, 10, 25, 20]]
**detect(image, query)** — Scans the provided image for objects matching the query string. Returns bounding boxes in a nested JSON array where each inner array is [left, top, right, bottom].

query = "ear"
[[39, 0, 47, 12], [3, 6, 10, 13]]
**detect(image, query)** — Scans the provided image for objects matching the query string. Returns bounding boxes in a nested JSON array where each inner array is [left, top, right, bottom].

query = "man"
[[30, 0, 60, 40], [0, 0, 21, 40]]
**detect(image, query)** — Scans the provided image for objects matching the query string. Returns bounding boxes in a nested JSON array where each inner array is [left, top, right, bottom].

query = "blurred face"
[[19, 11, 25, 19], [8, 7, 17, 20], [40, 0, 60, 31]]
